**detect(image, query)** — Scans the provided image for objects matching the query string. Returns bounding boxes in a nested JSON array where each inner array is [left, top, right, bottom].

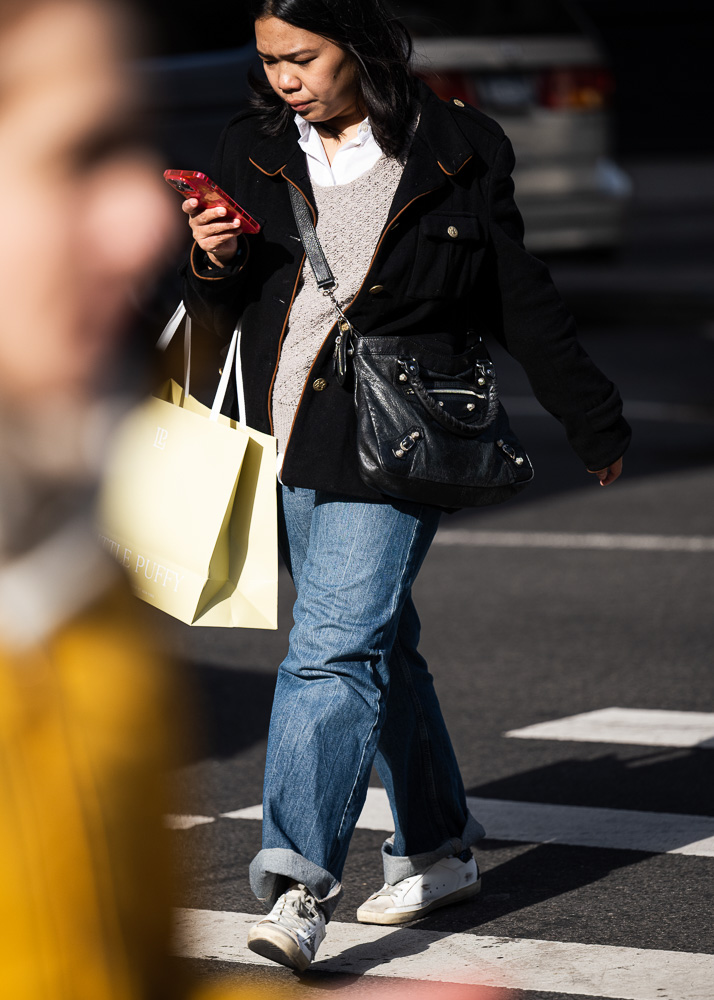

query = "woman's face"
[[255, 16, 360, 126], [0, 0, 178, 403]]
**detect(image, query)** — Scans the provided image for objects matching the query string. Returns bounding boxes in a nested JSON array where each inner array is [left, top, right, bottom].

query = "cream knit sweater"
[[272, 153, 405, 455]]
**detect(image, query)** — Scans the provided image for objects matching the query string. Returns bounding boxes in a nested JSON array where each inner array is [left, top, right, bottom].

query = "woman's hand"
[[588, 456, 623, 486], [182, 198, 242, 267]]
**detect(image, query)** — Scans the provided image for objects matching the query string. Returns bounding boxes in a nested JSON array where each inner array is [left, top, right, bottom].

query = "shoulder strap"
[[287, 180, 356, 386], [287, 182, 335, 291]]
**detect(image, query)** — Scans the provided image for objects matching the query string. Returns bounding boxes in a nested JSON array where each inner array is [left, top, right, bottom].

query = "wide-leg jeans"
[[249, 486, 484, 919]]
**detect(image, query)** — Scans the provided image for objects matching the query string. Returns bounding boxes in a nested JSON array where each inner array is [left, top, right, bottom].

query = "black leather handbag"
[[288, 185, 534, 508]]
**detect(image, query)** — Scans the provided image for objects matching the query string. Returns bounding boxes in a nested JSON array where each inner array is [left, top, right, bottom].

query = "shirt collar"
[[294, 113, 373, 148]]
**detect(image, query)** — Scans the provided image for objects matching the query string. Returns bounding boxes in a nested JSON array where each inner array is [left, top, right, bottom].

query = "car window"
[[389, 0, 585, 36]]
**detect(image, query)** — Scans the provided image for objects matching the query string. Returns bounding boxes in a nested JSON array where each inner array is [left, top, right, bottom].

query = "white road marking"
[[222, 805, 263, 821], [432, 529, 714, 552], [506, 707, 714, 749], [219, 787, 714, 857], [174, 906, 714, 1000], [165, 814, 215, 830]]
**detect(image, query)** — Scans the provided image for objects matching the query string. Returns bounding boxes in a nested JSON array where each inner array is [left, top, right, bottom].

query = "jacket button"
[[312, 378, 328, 392], [448, 226, 459, 238], [369, 284, 384, 295], [453, 99, 465, 107]]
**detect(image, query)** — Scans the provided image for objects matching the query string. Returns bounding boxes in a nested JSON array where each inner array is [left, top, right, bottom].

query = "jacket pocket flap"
[[420, 214, 482, 242]]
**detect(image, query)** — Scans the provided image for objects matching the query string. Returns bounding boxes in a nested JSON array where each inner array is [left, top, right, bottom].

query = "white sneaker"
[[356, 852, 481, 925], [247, 884, 326, 971]]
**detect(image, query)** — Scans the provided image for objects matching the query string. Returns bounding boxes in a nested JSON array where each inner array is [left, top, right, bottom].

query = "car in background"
[[139, 0, 631, 255], [401, 0, 632, 253]]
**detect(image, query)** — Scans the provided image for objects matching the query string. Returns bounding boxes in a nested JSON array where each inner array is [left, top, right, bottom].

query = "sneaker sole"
[[356, 876, 482, 925], [247, 923, 312, 972]]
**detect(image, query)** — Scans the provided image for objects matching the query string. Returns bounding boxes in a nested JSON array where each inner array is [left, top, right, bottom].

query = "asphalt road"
[[156, 159, 714, 1000]]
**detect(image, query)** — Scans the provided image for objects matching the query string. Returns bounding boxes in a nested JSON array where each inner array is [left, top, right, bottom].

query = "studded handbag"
[[288, 185, 534, 508]]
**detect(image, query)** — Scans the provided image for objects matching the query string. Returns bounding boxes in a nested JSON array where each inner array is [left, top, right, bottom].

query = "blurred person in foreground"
[[0, 0, 188, 996]]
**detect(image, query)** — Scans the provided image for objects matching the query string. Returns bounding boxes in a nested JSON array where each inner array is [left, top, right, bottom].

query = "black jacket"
[[181, 81, 631, 501]]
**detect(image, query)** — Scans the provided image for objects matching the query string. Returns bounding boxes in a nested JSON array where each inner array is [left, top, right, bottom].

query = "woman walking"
[[181, 0, 630, 972]]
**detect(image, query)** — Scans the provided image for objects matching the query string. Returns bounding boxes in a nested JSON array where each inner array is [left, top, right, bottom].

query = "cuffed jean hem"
[[381, 810, 486, 885], [249, 848, 343, 921]]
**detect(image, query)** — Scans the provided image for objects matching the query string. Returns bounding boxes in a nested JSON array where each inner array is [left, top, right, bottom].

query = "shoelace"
[[372, 878, 415, 898], [272, 888, 321, 933]]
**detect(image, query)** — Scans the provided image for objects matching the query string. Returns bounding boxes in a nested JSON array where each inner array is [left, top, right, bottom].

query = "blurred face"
[[255, 16, 361, 127], [0, 0, 177, 403]]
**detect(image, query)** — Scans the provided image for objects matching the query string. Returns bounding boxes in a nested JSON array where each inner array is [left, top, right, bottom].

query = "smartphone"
[[164, 169, 261, 234]]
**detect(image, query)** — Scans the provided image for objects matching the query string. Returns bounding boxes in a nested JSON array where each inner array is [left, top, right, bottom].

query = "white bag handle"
[[210, 322, 246, 426], [156, 300, 192, 398], [155, 300, 186, 350], [156, 300, 245, 425]]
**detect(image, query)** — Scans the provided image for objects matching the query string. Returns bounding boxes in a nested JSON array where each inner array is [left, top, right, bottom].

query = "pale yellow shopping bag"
[[99, 306, 278, 628]]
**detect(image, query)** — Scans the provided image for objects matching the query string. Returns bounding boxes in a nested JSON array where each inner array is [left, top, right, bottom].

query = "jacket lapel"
[[249, 123, 315, 213]]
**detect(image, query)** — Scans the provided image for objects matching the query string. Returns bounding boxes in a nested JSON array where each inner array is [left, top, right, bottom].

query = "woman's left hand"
[[588, 456, 623, 486]]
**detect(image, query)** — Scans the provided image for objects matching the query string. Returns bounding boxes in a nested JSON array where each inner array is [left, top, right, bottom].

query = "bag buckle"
[[393, 429, 422, 459], [397, 358, 419, 383], [497, 438, 525, 465]]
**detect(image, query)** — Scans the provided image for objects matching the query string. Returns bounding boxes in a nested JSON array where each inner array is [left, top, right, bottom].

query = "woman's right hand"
[[182, 198, 242, 268]]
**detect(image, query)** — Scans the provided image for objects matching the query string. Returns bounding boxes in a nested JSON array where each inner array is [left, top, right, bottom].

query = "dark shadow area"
[[466, 747, 714, 817], [578, 0, 714, 156], [178, 662, 276, 762]]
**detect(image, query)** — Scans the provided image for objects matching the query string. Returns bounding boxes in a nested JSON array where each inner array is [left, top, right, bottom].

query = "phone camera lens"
[[174, 179, 193, 193]]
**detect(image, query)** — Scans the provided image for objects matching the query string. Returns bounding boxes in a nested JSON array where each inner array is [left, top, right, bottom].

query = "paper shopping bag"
[[99, 376, 278, 629]]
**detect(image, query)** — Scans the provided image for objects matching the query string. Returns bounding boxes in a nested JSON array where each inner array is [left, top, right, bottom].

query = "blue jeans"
[[249, 487, 484, 919]]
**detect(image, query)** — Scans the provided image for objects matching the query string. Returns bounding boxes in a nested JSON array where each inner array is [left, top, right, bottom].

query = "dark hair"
[[248, 0, 415, 158]]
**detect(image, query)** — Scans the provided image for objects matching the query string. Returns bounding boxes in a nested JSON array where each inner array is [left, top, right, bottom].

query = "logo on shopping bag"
[[153, 426, 169, 450], [99, 535, 185, 594]]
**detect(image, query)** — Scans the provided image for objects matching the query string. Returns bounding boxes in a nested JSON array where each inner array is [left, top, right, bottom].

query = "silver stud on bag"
[[467, 403, 476, 411], [398, 373, 408, 382]]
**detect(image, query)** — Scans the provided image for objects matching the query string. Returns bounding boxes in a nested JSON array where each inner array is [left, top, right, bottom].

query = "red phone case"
[[164, 169, 261, 234]]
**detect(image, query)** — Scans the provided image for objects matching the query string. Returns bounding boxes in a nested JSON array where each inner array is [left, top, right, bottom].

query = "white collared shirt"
[[295, 113, 383, 186]]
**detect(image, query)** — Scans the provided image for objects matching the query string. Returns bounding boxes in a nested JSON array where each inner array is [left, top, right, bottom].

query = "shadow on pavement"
[[178, 662, 277, 762], [414, 839, 653, 937], [467, 748, 714, 817]]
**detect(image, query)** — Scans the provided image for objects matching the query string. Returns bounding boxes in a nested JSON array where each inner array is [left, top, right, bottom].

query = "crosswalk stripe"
[[432, 529, 714, 552], [506, 707, 714, 748], [214, 787, 714, 857], [165, 814, 215, 830], [174, 907, 714, 1000]]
